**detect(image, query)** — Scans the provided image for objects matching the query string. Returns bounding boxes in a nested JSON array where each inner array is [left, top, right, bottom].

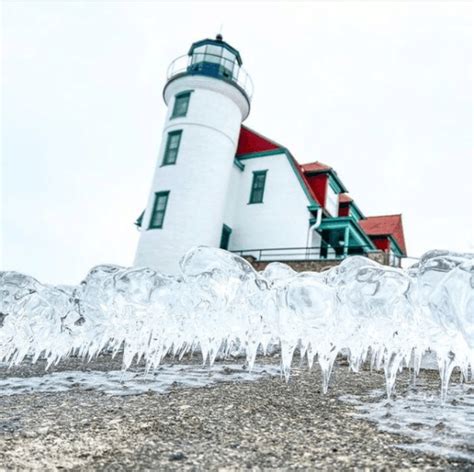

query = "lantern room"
[[166, 35, 253, 103]]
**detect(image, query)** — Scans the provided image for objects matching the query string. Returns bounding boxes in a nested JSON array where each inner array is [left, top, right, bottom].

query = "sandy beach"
[[0, 355, 472, 471]]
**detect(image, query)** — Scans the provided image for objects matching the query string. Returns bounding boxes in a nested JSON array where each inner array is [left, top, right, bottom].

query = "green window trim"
[[148, 191, 170, 229], [328, 176, 340, 193], [388, 235, 404, 256], [249, 170, 267, 204], [236, 148, 321, 209], [233, 158, 245, 171], [171, 91, 192, 119], [348, 202, 365, 220], [328, 172, 347, 193], [162, 130, 182, 166]]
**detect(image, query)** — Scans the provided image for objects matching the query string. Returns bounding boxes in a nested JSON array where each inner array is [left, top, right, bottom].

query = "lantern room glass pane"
[[222, 48, 235, 62], [191, 46, 206, 65], [204, 45, 222, 64]]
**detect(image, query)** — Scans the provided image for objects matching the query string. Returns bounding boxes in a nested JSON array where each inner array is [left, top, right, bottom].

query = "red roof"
[[235, 126, 320, 206], [236, 126, 280, 155], [339, 193, 353, 204], [301, 161, 332, 173], [359, 214, 406, 255]]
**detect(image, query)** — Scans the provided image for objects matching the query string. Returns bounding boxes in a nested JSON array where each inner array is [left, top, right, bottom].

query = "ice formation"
[[0, 248, 472, 399]]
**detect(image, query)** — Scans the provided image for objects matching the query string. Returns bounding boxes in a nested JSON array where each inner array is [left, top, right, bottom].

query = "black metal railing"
[[232, 245, 373, 262]]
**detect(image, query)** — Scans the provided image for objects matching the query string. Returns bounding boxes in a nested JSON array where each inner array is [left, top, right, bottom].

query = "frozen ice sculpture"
[[0, 247, 472, 399]]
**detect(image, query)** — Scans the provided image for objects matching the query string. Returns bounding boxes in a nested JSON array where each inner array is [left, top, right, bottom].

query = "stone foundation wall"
[[243, 251, 391, 273]]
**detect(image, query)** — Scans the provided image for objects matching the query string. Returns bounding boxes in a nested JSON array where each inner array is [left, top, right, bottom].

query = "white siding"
[[326, 183, 339, 216], [134, 76, 246, 274], [223, 164, 243, 230], [225, 152, 319, 259]]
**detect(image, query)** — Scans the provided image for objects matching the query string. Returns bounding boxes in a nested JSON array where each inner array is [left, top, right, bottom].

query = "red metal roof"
[[301, 161, 332, 173], [339, 193, 353, 204], [359, 214, 407, 255], [236, 126, 281, 155]]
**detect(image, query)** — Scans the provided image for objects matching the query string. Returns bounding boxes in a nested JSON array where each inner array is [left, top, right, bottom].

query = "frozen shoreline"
[[0, 354, 472, 470]]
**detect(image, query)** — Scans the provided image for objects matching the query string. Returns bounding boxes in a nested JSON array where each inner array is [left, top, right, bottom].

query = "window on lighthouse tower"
[[171, 91, 192, 118], [162, 130, 182, 166], [149, 191, 170, 229]]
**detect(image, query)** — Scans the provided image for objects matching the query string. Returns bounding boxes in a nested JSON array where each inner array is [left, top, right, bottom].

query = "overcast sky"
[[2, 1, 472, 284]]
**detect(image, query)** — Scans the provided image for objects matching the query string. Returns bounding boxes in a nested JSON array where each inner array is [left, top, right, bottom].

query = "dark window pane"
[[171, 92, 191, 118], [149, 192, 169, 229], [169, 134, 180, 148], [220, 225, 232, 250], [162, 130, 182, 165], [249, 171, 267, 204]]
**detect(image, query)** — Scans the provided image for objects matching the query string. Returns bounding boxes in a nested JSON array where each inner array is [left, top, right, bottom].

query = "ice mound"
[[0, 247, 472, 399]]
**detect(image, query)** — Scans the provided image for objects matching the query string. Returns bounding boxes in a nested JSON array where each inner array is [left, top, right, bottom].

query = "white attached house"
[[134, 35, 406, 275]]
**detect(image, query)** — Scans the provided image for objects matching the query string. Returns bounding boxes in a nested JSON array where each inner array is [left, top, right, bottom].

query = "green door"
[[220, 224, 232, 250]]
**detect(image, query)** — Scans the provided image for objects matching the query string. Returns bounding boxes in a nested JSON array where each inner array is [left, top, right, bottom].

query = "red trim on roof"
[[359, 214, 407, 255], [236, 126, 281, 155], [301, 161, 332, 173]]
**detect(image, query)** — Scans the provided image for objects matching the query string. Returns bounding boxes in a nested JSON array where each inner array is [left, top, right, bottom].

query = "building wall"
[[222, 163, 243, 230], [226, 152, 320, 256], [135, 76, 246, 274]]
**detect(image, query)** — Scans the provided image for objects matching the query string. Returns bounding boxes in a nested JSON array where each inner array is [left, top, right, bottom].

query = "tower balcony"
[[166, 53, 254, 103]]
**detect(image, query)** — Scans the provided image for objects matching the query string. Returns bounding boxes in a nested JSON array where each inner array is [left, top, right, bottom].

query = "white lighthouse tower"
[[134, 35, 253, 274]]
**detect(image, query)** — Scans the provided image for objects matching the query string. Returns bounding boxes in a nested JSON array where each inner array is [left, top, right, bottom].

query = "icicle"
[[0, 248, 472, 400]]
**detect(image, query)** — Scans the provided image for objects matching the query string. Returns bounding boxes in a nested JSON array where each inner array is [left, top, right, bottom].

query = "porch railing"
[[231, 245, 373, 262]]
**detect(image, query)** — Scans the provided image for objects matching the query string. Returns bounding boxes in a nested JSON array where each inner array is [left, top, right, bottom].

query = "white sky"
[[1, 1, 473, 284]]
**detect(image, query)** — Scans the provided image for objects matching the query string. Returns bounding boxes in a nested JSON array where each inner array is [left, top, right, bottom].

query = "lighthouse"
[[134, 35, 253, 274], [134, 36, 407, 273]]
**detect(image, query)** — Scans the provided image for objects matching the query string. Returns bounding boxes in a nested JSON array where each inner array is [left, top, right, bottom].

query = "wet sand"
[[0, 355, 472, 471]]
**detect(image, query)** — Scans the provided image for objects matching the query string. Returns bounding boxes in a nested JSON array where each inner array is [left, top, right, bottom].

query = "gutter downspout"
[[306, 208, 323, 259]]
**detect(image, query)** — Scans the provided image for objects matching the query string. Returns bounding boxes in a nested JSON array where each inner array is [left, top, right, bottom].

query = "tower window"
[[149, 191, 170, 229], [249, 170, 267, 204], [162, 130, 182, 166], [171, 91, 192, 118]]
